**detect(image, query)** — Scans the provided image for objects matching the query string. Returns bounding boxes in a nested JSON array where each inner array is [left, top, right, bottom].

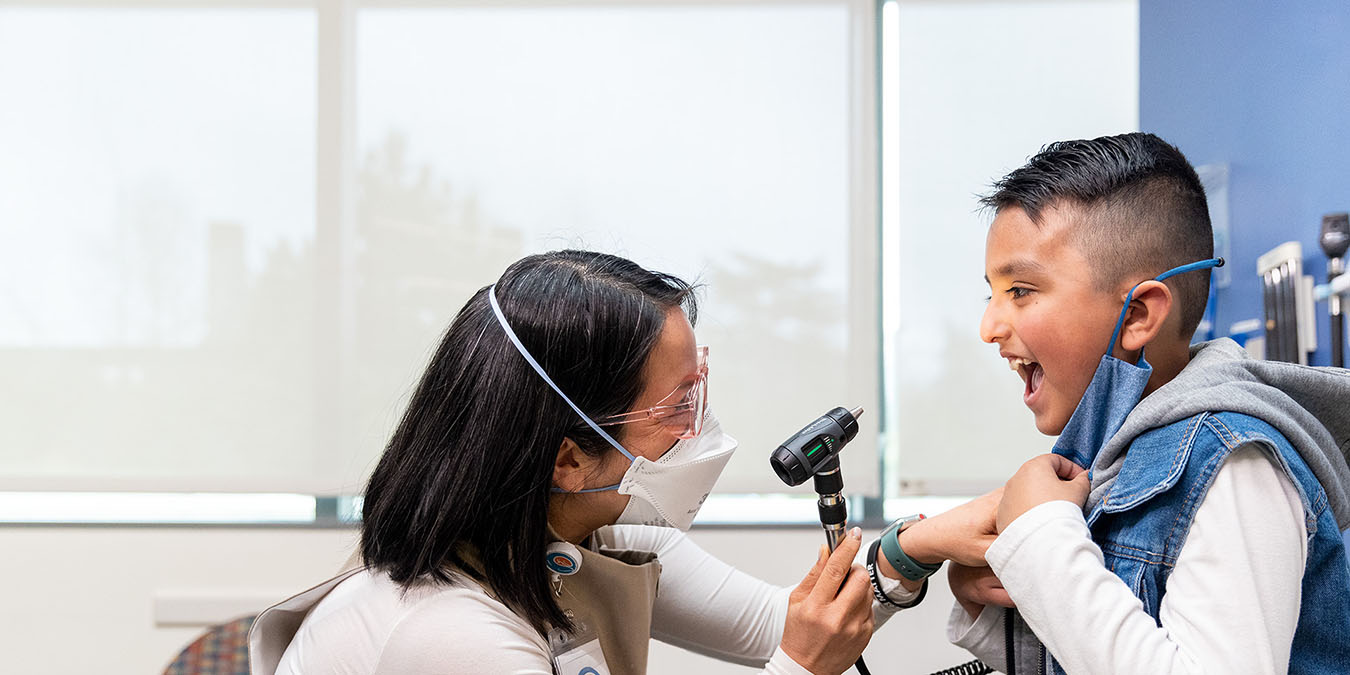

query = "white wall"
[[0, 526, 974, 674]]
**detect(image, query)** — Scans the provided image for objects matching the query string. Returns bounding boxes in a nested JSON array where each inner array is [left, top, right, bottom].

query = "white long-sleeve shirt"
[[275, 525, 916, 674], [949, 445, 1308, 674]]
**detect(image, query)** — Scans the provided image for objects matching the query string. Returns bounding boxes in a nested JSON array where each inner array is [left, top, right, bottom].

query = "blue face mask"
[[1050, 258, 1225, 470]]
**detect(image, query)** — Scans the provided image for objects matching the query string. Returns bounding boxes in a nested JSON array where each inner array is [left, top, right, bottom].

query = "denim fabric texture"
[[1036, 412, 1350, 674]]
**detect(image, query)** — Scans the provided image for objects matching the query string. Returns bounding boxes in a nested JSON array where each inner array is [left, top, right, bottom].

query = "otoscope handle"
[[813, 457, 865, 675], [769, 408, 872, 675], [1321, 213, 1348, 368], [813, 459, 844, 494], [1330, 257, 1345, 368], [814, 457, 848, 551]]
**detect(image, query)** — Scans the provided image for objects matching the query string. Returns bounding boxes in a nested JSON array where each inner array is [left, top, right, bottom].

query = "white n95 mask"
[[487, 285, 736, 531], [614, 411, 736, 530]]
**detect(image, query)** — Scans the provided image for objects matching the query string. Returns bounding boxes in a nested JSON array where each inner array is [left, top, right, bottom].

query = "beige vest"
[[248, 533, 661, 675], [551, 540, 661, 675]]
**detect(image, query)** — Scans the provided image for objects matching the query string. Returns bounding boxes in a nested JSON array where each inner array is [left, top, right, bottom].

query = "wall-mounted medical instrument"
[[1258, 241, 1317, 364], [1320, 213, 1349, 367]]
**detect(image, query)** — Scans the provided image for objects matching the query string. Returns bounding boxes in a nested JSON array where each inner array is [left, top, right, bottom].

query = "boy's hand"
[[948, 562, 1014, 621], [896, 488, 1002, 568], [997, 454, 1089, 533]]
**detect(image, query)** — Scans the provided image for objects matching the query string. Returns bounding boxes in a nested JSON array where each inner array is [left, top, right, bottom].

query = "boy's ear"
[[1117, 280, 1174, 354]]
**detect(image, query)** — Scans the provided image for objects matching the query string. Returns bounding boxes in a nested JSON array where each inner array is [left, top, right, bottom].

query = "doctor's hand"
[[997, 454, 1089, 533], [781, 528, 874, 675], [948, 562, 1014, 622]]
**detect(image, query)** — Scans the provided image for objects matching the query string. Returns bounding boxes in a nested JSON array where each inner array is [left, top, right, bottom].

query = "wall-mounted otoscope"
[[770, 406, 864, 553], [1321, 213, 1349, 368]]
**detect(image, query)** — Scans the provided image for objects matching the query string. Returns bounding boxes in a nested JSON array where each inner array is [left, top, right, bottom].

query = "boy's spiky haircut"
[[982, 132, 1214, 339]]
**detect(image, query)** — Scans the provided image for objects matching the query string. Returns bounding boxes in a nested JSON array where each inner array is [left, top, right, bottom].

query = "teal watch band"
[[879, 514, 943, 582]]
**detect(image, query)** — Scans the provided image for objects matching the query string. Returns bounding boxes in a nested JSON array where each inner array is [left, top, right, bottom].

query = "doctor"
[[250, 250, 998, 675]]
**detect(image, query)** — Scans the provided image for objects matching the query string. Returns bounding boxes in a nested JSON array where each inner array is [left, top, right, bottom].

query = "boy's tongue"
[[1024, 363, 1044, 403]]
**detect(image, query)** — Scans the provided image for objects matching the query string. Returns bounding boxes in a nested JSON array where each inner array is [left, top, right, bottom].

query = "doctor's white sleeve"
[[605, 525, 918, 673]]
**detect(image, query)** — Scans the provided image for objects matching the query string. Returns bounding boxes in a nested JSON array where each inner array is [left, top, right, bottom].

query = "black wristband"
[[867, 538, 927, 609]]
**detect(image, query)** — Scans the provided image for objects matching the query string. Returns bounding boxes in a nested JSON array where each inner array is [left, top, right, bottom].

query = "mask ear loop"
[[1105, 258, 1225, 363], [487, 285, 635, 493]]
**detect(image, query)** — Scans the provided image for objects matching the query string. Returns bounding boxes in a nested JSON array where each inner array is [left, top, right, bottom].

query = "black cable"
[[918, 612, 1001, 674], [926, 659, 994, 675], [1004, 607, 1016, 675], [854, 655, 872, 675]]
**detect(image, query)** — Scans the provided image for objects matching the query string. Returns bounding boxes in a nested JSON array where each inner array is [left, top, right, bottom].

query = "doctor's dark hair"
[[360, 249, 698, 637], [982, 132, 1214, 339]]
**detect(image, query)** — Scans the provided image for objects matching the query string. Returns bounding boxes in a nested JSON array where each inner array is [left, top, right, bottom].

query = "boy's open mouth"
[[1009, 357, 1044, 405]]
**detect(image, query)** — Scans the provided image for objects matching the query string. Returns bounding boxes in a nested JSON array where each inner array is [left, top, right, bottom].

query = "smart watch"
[[879, 513, 943, 583]]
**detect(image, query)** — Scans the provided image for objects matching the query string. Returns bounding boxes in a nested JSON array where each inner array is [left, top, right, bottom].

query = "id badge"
[[549, 614, 610, 675], [552, 638, 610, 675]]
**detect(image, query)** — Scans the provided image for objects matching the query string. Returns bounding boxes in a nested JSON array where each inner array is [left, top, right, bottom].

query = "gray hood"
[[1087, 338, 1350, 529]]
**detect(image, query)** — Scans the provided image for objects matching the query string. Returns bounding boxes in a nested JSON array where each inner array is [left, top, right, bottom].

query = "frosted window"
[[354, 2, 879, 495], [0, 9, 318, 489], [886, 0, 1139, 492]]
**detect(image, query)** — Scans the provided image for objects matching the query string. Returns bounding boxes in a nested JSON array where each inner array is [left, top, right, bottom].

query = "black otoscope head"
[[1322, 212, 1350, 261], [770, 406, 864, 486]]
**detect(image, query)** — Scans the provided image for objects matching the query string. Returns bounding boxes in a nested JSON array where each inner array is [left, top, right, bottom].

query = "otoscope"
[[771, 406, 872, 675], [772, 408, 997, 675], [771, 405, 864, 551], [1321, 213, 1349, 367]]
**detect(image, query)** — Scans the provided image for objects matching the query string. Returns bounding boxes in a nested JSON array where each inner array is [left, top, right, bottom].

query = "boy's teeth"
[[1007, 357, 1033, 371]]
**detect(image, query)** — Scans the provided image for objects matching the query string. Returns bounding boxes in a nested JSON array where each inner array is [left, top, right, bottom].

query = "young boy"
[[949, 132, 1350, 674]]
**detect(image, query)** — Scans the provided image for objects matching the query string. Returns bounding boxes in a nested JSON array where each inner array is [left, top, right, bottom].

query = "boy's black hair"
[[360, 250, 697, 638], [982, 132, 1214, 339]]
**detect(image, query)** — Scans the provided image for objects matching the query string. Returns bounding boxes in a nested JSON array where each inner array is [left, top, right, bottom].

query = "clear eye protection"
[[594, 346, 709, 440]]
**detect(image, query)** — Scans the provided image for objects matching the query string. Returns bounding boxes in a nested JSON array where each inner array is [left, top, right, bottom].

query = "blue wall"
[[1141, 1, 1350, 365]]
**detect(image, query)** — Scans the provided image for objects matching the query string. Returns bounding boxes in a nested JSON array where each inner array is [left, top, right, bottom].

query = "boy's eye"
[[1006, 286, 1033, 299]]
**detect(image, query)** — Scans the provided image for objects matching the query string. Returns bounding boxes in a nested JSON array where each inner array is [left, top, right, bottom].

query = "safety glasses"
[[595, 346, 708, 439]]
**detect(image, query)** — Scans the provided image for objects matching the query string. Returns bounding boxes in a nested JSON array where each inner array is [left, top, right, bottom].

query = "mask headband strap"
[[487, 285, 635, 494], [1107, 257, 1225, 355]]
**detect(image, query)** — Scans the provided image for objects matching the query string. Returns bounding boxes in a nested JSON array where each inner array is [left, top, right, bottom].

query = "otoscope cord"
[[927, 660, 994, 675]]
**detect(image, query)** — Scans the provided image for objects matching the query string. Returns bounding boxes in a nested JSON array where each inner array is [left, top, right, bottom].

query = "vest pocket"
[[1101, 545, 1164, 620]]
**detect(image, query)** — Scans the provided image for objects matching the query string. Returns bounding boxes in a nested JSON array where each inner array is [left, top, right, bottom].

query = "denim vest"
[[1015, 410, 1344, 675], [1040, 411, 1350, 674]]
